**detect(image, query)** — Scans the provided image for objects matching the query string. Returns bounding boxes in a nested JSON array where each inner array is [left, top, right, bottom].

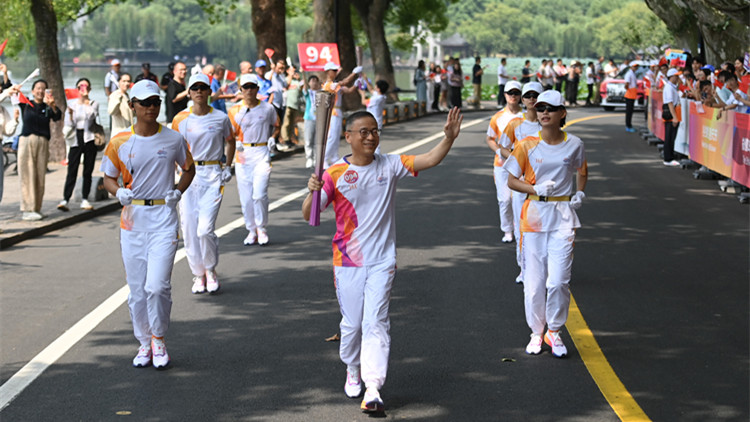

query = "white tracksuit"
[[487, 108, 522, 234], [323, 80, 344, 167]]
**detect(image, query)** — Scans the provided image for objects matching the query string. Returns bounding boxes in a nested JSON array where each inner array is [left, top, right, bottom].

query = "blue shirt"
[[210, 78, 226, 113]]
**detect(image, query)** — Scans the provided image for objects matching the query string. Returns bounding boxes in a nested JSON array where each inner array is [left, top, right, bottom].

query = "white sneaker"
[[361, 387, 384, 413], [243, 231, 257, 245], [132, 344, 152, 367], [663, 160, 680, 167], [526, 333, 543, 355], [57, 200, 69, 211], [80, 199, 93, 210], [151, 337, 170, 369], [257, 228, 269, 245], [344, 365, 362, 398], [206, 270, 220, 293], [501, 232, 513, 243], [544, 330, 567, 358], [191, 275, 206, 294], [22, 212, 43, 221], [305, 158, 314, 168]]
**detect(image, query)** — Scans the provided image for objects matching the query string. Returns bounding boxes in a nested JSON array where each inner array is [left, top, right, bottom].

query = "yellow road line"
[[564, 114, 615, 128]]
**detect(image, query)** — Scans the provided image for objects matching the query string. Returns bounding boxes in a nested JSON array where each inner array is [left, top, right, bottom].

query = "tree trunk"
[[30, 0, 66, 162], [251, 0, 287, 64], [351, 0, 398, 101]]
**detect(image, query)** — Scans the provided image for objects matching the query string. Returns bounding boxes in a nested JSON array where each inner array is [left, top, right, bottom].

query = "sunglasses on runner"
[[189, 84, 210, 92], [535, 104, 563, 113], [523, 92, 539, 99], [136, 97, 162, 108], [347, 128, 381, 137], [505, 90, 521, 96], [242, 83, 259, 90]]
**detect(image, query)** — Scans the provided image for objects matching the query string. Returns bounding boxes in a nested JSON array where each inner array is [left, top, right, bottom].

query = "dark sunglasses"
[[522, 92, 539, 99], [535, 104, 563, 113], [505, 91, 522, 96], [242, 84, 259, 90], [190, 84, 210, 92], [136, 97, 162, 108]]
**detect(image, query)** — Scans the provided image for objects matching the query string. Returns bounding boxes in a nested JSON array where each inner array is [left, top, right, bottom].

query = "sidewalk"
[[0, 102, 495, 250]]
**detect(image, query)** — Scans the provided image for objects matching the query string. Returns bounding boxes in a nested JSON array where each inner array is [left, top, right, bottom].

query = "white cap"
[[188, 73, 210, 89], [536, 90, 564, 107], [323, 62, 340, 72], [240, 73, 260, 86], [130, 80, 160, 100], [111, 59, 120, 66], [666, 68, 680, 77], [505, 81, 522, 93], [522, 82, 543, 95]]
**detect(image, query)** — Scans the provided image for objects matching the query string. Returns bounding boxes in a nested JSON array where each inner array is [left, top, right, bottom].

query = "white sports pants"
[[304, 119, 316, 163], [179, 181, 223, 276], [512, 192, 526, 275], [235, 159, 271, 232], [325, 114, 343, 167], [494, 166, 513, 234], [120, 229, 178, 346], [334, 258, 396, 391], [522, 228, 575, 334]]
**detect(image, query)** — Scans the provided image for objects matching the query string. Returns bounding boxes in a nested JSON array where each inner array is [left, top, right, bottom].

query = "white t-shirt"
[[499, 116, 542, 150], [624, 69, 637, 90], [367, 93, 386, 129], [662, 81, 680, 106], [497, 64, 508, 85], [172, 106, 233, 186], [100, 125, 194, 232], [320, 153, 417, 267], [228, 101, 278, 164], [503, 132, 587, 233], [726, 89, 750, 113], [585, 67, 595, 85], [487, 108, 523, 166]]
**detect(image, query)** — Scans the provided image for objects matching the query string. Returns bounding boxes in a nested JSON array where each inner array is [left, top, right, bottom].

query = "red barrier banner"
[[649, 91, 665, 141], [688, 103, 734, 178], [731, 112, 750, 187]]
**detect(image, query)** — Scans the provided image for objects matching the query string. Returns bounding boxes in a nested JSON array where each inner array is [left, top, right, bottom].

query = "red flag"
[[65, 88, 80, 100], [0, 39, 7, 56], [740, 75, 750, 94], [18, 92, 33, 107], [225, 70, 237, 81], [264, 48, 275, 61]]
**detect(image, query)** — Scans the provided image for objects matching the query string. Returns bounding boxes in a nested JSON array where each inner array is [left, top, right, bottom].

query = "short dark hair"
[[718, 70, 732, 81], [308, 75, 319, 83], [76, 77, 91, 88], [724, 73, 738, 83], [375, 80, 389, 94], [501, 58, 506, 64], [346, 111, 376, 130], [32, 79, 47, 90], [119, 72, 131, 81]]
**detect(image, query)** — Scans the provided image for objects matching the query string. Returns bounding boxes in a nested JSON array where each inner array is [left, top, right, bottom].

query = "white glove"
[[533, 180, 556, 197], [352, 66, 363, 75], [235, 141, 244, 152], [570, 191, 586, 210], [116, 188, 134, 206], [267, 136, 276, 152], [165, 189, 182, 209], [221, 167, 233, 183], [495, 148, 502, 156]]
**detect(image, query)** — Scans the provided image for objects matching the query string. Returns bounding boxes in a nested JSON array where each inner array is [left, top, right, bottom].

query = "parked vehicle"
[[600, 64, 648, 111]]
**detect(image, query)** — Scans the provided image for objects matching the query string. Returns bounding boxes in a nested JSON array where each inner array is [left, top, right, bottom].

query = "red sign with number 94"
[[298, 43, 340, 72]]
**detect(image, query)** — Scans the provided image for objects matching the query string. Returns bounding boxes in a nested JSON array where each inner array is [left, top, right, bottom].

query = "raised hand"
[[443, 106, 463, 141]]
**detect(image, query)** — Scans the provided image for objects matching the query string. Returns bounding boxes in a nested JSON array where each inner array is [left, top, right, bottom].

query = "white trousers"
[[325, 114, 343, 167], [522, 229, 575, 334], [494, 166, 513, 234], [334, 258, 396, 391], [179, 182, 223, 276], [120, 229, 178, 345], [304, 119, 316, 163], [513, 192, 526, 275], [235, 159, 271, 232]]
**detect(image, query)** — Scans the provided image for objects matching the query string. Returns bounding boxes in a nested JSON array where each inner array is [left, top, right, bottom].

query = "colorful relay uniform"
[[487, 108, 523, 166], [320, 153, 418, 267], [500, 115, 541, 151], [172, 107, 233, 175]]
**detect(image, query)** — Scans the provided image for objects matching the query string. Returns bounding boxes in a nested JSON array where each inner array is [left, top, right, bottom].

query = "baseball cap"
[[323, 62, 341, 72], [536, 90, 564, 107], [240, 73, 260, 86], [188, 73, 210, 89], [254, 59, 267, 68], [111, 59, 120, 66], [701, 64, 715, 72], [505, 80, 522, 93], [130, 80, 160, 100], [666, 69, 680, 77], [522, 82, 543, 95]]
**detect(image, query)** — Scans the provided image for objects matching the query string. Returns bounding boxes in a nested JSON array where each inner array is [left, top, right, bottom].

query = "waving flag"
[[0, 39, 7, 56], [65, 88, 80, 100], [18, 91, 33, 108]]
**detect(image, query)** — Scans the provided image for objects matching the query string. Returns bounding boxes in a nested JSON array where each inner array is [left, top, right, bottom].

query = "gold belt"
[[131, 199, 166, 206], [195, 160, 221, 165], [242, 142, 268, 147], [527, 195, 571, 202]]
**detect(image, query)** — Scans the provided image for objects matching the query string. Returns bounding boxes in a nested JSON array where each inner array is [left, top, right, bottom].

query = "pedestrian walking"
[[624, 61, 639, 132], [497, 58, 509, 107], [414, 60, 427, 105], [471, 56, 484, 108], [165, 61, 188, 124], [108, 73, 134, 136], [280, 66, 303, 150], [661, 68, 683, 167], [322, 62, 362, 168], [210, 64, 235, 114], [58, 78, 100, 212], [302, 107, 464, 414], [171, 73, 235, 294], [504, 90, 587, 358], [134, 62, 158, 84], [302, 74, 320, 169], [104, 59, 121, 97], [101, 79, 196, 369], [0, 83, 20, 206], [227, 74, 279, 246], [448, 59, 464, 109], [521, 60, 531, 84], [585, 62, 595, 106]]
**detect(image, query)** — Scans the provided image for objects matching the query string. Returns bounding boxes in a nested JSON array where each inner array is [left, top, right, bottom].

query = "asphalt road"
[[1, 107, 747, 421]]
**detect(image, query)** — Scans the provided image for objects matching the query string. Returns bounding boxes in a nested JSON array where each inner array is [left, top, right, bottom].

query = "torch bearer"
[[309, 90, 336, 226]]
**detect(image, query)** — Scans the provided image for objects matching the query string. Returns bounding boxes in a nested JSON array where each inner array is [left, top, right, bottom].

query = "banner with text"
[[297, 43, 340, 72], [731, 112, 750, 186], [688, 103, 734, 178]]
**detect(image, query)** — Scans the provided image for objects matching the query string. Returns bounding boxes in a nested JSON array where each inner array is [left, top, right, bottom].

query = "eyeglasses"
[[190, 84, 210, 92], [136, 97, 162, 108], [347, 128, 381, 137], [534, 104, 563, 113], [505, 91, 522, 96], [522, 92, 539, 99], [242, 84, 259, 90]]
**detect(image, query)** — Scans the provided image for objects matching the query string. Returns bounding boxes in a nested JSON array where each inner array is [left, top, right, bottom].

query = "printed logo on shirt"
[[376, 174, 387, 186], [157, 149, 168, 158], [343, 170, 359, 184], [563, 156, 571, 164]]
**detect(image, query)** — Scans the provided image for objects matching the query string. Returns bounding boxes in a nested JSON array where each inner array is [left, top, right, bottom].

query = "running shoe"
[[80, 199, 94, 210], [663, 160, 681, 167], [544, 330, 567, 358], [501, 232, 513, 243], [526, 333, 542, 355], [191, 275, 206, 294], [625, 127, 637, 133], [206, 270, 220, 293], [257, 228, 269, 246], [132, 344, 152, 367], [22, 212, 43, 221], [151, 337, 170, 369], [361, 387, 384, 413], [57, 200, 69, 211], [344, 365, 362, 398], [243, 231, 257, 245]]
